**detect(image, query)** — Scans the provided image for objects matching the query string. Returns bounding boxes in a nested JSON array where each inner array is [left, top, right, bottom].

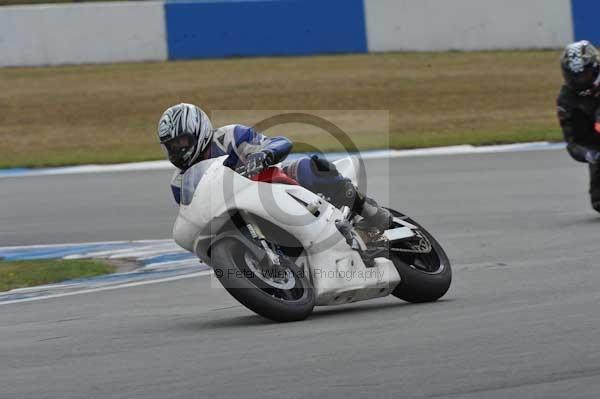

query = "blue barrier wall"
[[165, 0, 368, 60], [571, 0, 600, 44], [0, 0, 582, 67]]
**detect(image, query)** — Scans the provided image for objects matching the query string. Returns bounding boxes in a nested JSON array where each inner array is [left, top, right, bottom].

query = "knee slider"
[[331, 179, 365, 212]]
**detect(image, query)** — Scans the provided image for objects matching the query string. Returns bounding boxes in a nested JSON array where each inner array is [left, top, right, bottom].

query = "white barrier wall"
[[0, 0, 578, 67], [0, 2, 167, 67], [364, 0, 574, 52]]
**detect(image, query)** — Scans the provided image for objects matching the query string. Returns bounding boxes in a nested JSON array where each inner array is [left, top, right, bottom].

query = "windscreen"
[[180, 158, 219, 206]]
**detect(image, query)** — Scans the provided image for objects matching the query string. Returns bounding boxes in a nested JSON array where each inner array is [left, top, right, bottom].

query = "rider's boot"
[[336, 179, 393, 231], [589, 164, 600, 213], [592, 191, 600, 213]]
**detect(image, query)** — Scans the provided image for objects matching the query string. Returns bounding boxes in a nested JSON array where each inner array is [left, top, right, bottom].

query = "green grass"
[[0, 259, 116, 292], [0, 51, 565, 169]]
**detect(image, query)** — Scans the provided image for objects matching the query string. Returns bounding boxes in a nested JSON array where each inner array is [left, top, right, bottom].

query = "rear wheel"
[[210, 235, 315, 322], [386, 209, 452, 303]]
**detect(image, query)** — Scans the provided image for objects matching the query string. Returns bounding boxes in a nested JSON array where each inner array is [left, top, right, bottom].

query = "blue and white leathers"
[[170, 124, 292, 204]]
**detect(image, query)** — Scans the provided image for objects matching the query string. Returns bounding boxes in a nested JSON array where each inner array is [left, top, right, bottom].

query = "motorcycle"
[[173, 155, 451, 322]]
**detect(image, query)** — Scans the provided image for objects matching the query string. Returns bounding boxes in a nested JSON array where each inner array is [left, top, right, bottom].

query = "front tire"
[[386, 209, 452, 303], [210, 235, 315, 322]]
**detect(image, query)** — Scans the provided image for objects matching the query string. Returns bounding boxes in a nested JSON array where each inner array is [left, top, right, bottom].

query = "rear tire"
[[210, 236, 315, 322], [386, 209, 452, 303]]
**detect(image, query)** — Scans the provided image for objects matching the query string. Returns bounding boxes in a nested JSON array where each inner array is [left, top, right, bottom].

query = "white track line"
[[0, 240, 135, 251], [0, 142, 566, 179], [388, 142, 565, 157], [0, 239, 174, 252], [0, 270, 213, 306]]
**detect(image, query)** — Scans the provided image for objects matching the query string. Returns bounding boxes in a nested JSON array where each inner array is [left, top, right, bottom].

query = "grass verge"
[[0, 51, 564, 168], [0, 259, 116, 292]]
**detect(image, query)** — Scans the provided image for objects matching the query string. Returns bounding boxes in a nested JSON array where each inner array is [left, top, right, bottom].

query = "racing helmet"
[[157, 103, 214, 170], [561, 41, 600, 95]]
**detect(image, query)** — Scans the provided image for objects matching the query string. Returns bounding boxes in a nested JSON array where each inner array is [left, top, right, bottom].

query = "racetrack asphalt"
[[2, 150, 600, 398]]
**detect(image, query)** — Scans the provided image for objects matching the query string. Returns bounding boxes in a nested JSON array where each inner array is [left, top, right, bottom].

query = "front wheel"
[[210, 235, 315, 322], [386, 209, 452, 303]]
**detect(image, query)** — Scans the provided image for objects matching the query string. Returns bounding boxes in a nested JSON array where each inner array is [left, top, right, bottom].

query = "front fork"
[[239, 211, 281, 266]]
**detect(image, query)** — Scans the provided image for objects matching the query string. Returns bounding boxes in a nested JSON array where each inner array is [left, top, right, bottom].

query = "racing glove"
[[246, 151, 274, 177], [585, 150, 600, 164]]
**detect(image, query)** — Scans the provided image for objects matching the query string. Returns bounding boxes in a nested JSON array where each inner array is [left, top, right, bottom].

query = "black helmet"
[[561, 41, 600, 95], [157, 103, 214, 170]]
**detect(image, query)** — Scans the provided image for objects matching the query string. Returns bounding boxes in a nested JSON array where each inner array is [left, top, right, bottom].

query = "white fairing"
[[173, 155, 401, 306], [332, 156, 361, 186]]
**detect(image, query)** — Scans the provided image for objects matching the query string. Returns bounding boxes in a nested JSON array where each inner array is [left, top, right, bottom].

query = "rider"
[[557, 40, 600, 213], [157, 103, 392, 229]]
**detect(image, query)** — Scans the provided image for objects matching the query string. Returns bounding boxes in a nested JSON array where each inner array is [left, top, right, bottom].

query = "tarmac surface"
[[2, 150, 600, 398]]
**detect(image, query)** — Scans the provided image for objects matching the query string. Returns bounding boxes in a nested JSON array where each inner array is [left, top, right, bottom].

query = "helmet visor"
[[161, 133, 198, 169]]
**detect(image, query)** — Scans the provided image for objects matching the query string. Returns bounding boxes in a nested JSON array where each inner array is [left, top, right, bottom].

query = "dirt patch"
[[103, 258, 142, 274]]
